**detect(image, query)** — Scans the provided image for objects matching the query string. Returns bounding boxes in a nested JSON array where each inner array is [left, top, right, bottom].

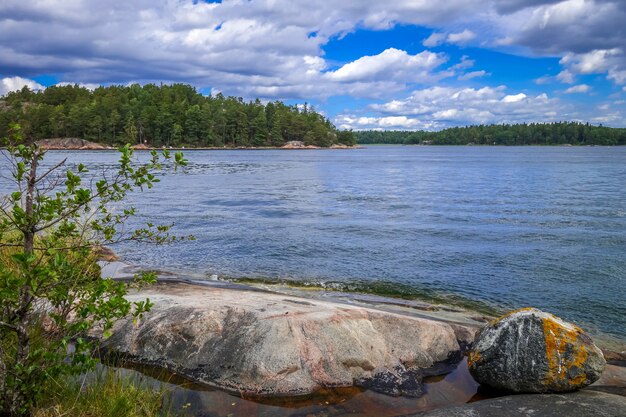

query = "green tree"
[[124, 115, 138, 144], [269, 113, 283, 146], [0, 124, 188, 416], [251, 110, 268, 147], [336, 130, 356, 146]]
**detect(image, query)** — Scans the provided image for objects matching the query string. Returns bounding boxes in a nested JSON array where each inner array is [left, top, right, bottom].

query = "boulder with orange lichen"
[[468, 308, 605, 393]]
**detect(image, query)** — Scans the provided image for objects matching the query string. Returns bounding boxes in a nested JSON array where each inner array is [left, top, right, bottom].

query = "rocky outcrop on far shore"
[[36, 137, 112, 150]]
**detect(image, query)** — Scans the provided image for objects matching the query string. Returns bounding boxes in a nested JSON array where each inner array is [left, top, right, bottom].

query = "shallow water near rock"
[[106, 358, 485, 417], [102, 359, 626, 416]]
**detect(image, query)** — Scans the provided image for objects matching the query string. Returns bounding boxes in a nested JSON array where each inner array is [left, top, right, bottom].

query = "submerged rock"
[[99, 282, 473, 397], [410, 390, 626, 417], [468, 308, 606, 393]]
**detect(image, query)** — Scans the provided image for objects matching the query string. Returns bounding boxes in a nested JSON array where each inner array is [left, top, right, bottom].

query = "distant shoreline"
[[29, 143, 625, 151]]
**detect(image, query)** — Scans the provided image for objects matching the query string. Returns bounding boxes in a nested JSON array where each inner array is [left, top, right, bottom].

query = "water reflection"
[[109, 358, 482, 417]]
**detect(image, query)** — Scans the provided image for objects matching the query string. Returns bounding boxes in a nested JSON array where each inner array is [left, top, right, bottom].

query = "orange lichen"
[[488, 307, 536, 326], [467, 350, 481, 368], [542, 316, 588, 386]]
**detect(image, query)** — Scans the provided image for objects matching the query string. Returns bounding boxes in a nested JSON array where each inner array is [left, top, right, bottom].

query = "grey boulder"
[[468, 308, 606, 393]]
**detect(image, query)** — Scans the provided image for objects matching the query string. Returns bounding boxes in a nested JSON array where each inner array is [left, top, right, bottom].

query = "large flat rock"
[[99, 281, 474, 397], [409, 390, 626, 417]]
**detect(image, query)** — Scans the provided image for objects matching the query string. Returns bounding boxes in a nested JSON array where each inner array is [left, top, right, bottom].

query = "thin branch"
[[35, 157, 67, 184], [0, 320, 18, 332], [35, 172, 125, 233]]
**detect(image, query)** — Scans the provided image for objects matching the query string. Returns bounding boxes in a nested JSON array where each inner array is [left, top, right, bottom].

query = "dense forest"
[[356, 123, 626, 146], [0, 84, 356, 148]]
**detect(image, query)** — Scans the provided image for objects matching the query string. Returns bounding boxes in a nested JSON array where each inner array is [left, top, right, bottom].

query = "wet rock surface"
[[408, 390, 626, 417], [468, 308, 606, 393], [99, 281, 473, 397]]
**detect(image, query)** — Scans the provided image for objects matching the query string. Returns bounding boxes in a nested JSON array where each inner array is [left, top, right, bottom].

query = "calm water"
[[2, 146, 625, 340]]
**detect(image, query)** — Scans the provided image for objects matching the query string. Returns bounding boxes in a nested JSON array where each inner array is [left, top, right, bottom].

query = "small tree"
[[0, 124, 188, 416]]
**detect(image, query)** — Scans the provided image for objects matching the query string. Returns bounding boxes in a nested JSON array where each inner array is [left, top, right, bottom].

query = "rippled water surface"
[[3, 146, 625, 339]]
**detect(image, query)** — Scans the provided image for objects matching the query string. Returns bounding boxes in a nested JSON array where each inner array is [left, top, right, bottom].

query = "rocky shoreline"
[[98, 262, 626, 416], [33, 137, 361, 151]]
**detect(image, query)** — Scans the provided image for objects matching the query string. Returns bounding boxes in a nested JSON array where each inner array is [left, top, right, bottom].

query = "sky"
[[1, 0, 625, 130]]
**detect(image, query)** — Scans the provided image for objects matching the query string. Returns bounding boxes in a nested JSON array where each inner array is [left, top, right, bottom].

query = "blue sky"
[[1, 0, 625, 130]]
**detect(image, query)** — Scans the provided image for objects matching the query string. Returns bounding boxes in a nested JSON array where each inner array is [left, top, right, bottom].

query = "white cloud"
[[557, 48, 626, 88], [55, 82, 101, 90], [514, 0, 625, 54], [0, 0, 625, 126], [458, 70, 489, 80], [535, 75, 552, 85], [326, 48, 448, 83], [335, 114, 432, 130], [423, 29, 476, 47], [447, 29, 476, 44], [501, 0, 626, 90], [451, 55, 475, 70], [423, 32, 446, 47], [337, 85, 564, 130], [556, 70, 575, 84], [0, 76, 44, 96], [494, 36, 514, 46], [502, 93, 527, 103], [560, 48, 622, 74], [564, 84, 591, 93], [608, 68, 626, 85]]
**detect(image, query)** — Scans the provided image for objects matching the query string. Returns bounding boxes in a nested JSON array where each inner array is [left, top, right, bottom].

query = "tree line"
[[0, 84, 356, 148], [356, 122, 626, 146]]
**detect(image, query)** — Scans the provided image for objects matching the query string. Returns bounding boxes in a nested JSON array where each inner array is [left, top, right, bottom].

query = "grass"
[[34, 370, 176, 417]]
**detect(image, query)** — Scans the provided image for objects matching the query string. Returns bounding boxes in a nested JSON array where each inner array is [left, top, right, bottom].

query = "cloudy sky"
[[1, 0, 625, 130]]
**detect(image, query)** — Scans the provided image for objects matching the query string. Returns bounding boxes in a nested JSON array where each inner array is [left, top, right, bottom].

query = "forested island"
[[3, 83, 626, 149], [356, 123, 626, 146], [0, 84, 356, 148]]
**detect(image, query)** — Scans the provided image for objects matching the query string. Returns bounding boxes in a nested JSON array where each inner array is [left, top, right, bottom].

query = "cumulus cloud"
[[0, 0, 496, 101], [458, 70, 489, 81], [326, 48, 447, 83], [512, 0, 626, 55], [494, 0, 563, 14], [451, 55, 475, 70], [423, 29, 476, 47], [608, 69, 626, 84], [0, 0, 624, 125], [560, 48, 622, 74], [0, 76, 44, 96], [447, 29, 476, 44], [422, 32, 447, 47], [558, 48, 626, 88], [556, 70, 576, 84], [564, 84, 591, 93], [335, 115, 422, 130], [55, 82, 101, 90], [336, 85, 565, 130]]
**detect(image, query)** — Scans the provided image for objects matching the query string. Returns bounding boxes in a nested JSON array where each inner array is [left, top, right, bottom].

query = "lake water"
[[2, 146, 625, 340]]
